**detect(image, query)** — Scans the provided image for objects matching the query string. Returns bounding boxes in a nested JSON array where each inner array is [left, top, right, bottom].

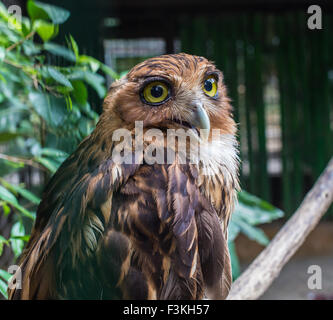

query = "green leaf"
[[234, 202, 283, 226], [35, 157, 58, 173], [10, 221, 25, 258], [44, 42, 76, 62], [119, 70, 129, 78], [0, 185, 18, 205], [228, 220, 240, 243], [0, 132, 21, 143], [0, 179, 41, 205], [0, 184, 35, 219], [0, 46, 5, 61], [228, 241, 240, 280], [21, 17, 32, 37], [72, 80, 88, 104], [27, 0, 70, 24], [2, 203, 11, 216], [236, 191, 284, 225], [47, 67, 73, 89], [10, 235, 30, 242], [40, 148, 68, 159], [0, 269, 11, 282], [68, 70, 106, 98], [78, 55, 100, 72], [0, 2, 10, 20], [0, 278, 8, 299], [69, 34, 79, 60], [231, 215, 270, 246], [0, 235, 9, 257], [22, 40, 41, 56], [238, 190, 282, 213], [28, 0, 49, 22], [100, 63, 120, 80], [28, 92, 68, 127], [10, 203, 35, 220], [33, 20, 57, 42], [65, 94, 72, 110]]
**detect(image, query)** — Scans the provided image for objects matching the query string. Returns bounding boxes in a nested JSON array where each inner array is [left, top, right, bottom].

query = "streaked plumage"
[[8, 53, 239, 300]]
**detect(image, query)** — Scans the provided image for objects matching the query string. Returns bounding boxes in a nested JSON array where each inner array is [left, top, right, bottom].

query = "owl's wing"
[[8, 137, 140, 300]]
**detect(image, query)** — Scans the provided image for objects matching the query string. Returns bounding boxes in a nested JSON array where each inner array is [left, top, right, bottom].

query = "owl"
[[8, 53, 239, 300]]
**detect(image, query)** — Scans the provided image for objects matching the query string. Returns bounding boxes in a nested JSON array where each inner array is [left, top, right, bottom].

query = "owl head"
[[100, 53, 236, 142]]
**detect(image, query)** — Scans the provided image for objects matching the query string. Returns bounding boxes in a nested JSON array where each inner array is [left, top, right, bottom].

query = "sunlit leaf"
[[69, 34, 79, 60], [0, 46, 5, 61], [11, 203, 35, 220], [236, 191, 284, 225], [2, 203, 11, 216], [40, 148, 68, 159], [0, 278, 8, 299], [227, 220, 240, 243], [10, 221, 25, 258], [231, 215, 270, 246], [27, 0, 70, 24], [33, 19, 57, 42], [35, 156, 59, 173], [47, 67, 73, 89], [78, 55, 100, 72], [0, 235, 9, 257], [28, 92, 68, 127], [44, 42, 76, 62], [228, 241, 240, 280], [0, 185, 18, 205], [0, 179, 41, 205], [10, 235, 30, 242], [68, 70, 106, 98], [0, 269, 11, 282], [72, 80, 87, 105], [100, 63, 120, 80]]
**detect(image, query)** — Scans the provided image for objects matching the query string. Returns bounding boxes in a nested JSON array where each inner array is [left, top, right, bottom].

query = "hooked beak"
[[190, 102, 210, 141]]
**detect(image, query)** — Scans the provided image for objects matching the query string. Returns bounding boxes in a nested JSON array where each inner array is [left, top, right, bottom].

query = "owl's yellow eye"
[[203, 76, 218, 97], [142, 81, 170, 105]]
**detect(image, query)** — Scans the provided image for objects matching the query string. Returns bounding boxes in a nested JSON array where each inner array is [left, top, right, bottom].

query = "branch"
[[0, 153, 46, 171], [227, 157, 333, 300], [5, 31, 36, 52]]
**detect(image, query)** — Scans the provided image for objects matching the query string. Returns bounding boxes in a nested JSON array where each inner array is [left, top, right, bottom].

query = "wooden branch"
[[227, 157, 333, 300], [0, 153, 46, 171], [6, 31, 35, 52]]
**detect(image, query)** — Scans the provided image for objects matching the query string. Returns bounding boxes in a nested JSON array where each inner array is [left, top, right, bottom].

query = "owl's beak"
[[190, 102, 210, 141]]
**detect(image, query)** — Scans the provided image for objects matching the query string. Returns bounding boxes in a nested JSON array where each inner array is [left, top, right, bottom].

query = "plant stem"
[[0, 153, 45, 171], [5, 31, 36, 52]]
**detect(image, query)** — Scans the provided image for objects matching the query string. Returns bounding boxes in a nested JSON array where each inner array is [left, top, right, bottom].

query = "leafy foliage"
[[0, 0, 283, 298], [228, 191, 284, 279]]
